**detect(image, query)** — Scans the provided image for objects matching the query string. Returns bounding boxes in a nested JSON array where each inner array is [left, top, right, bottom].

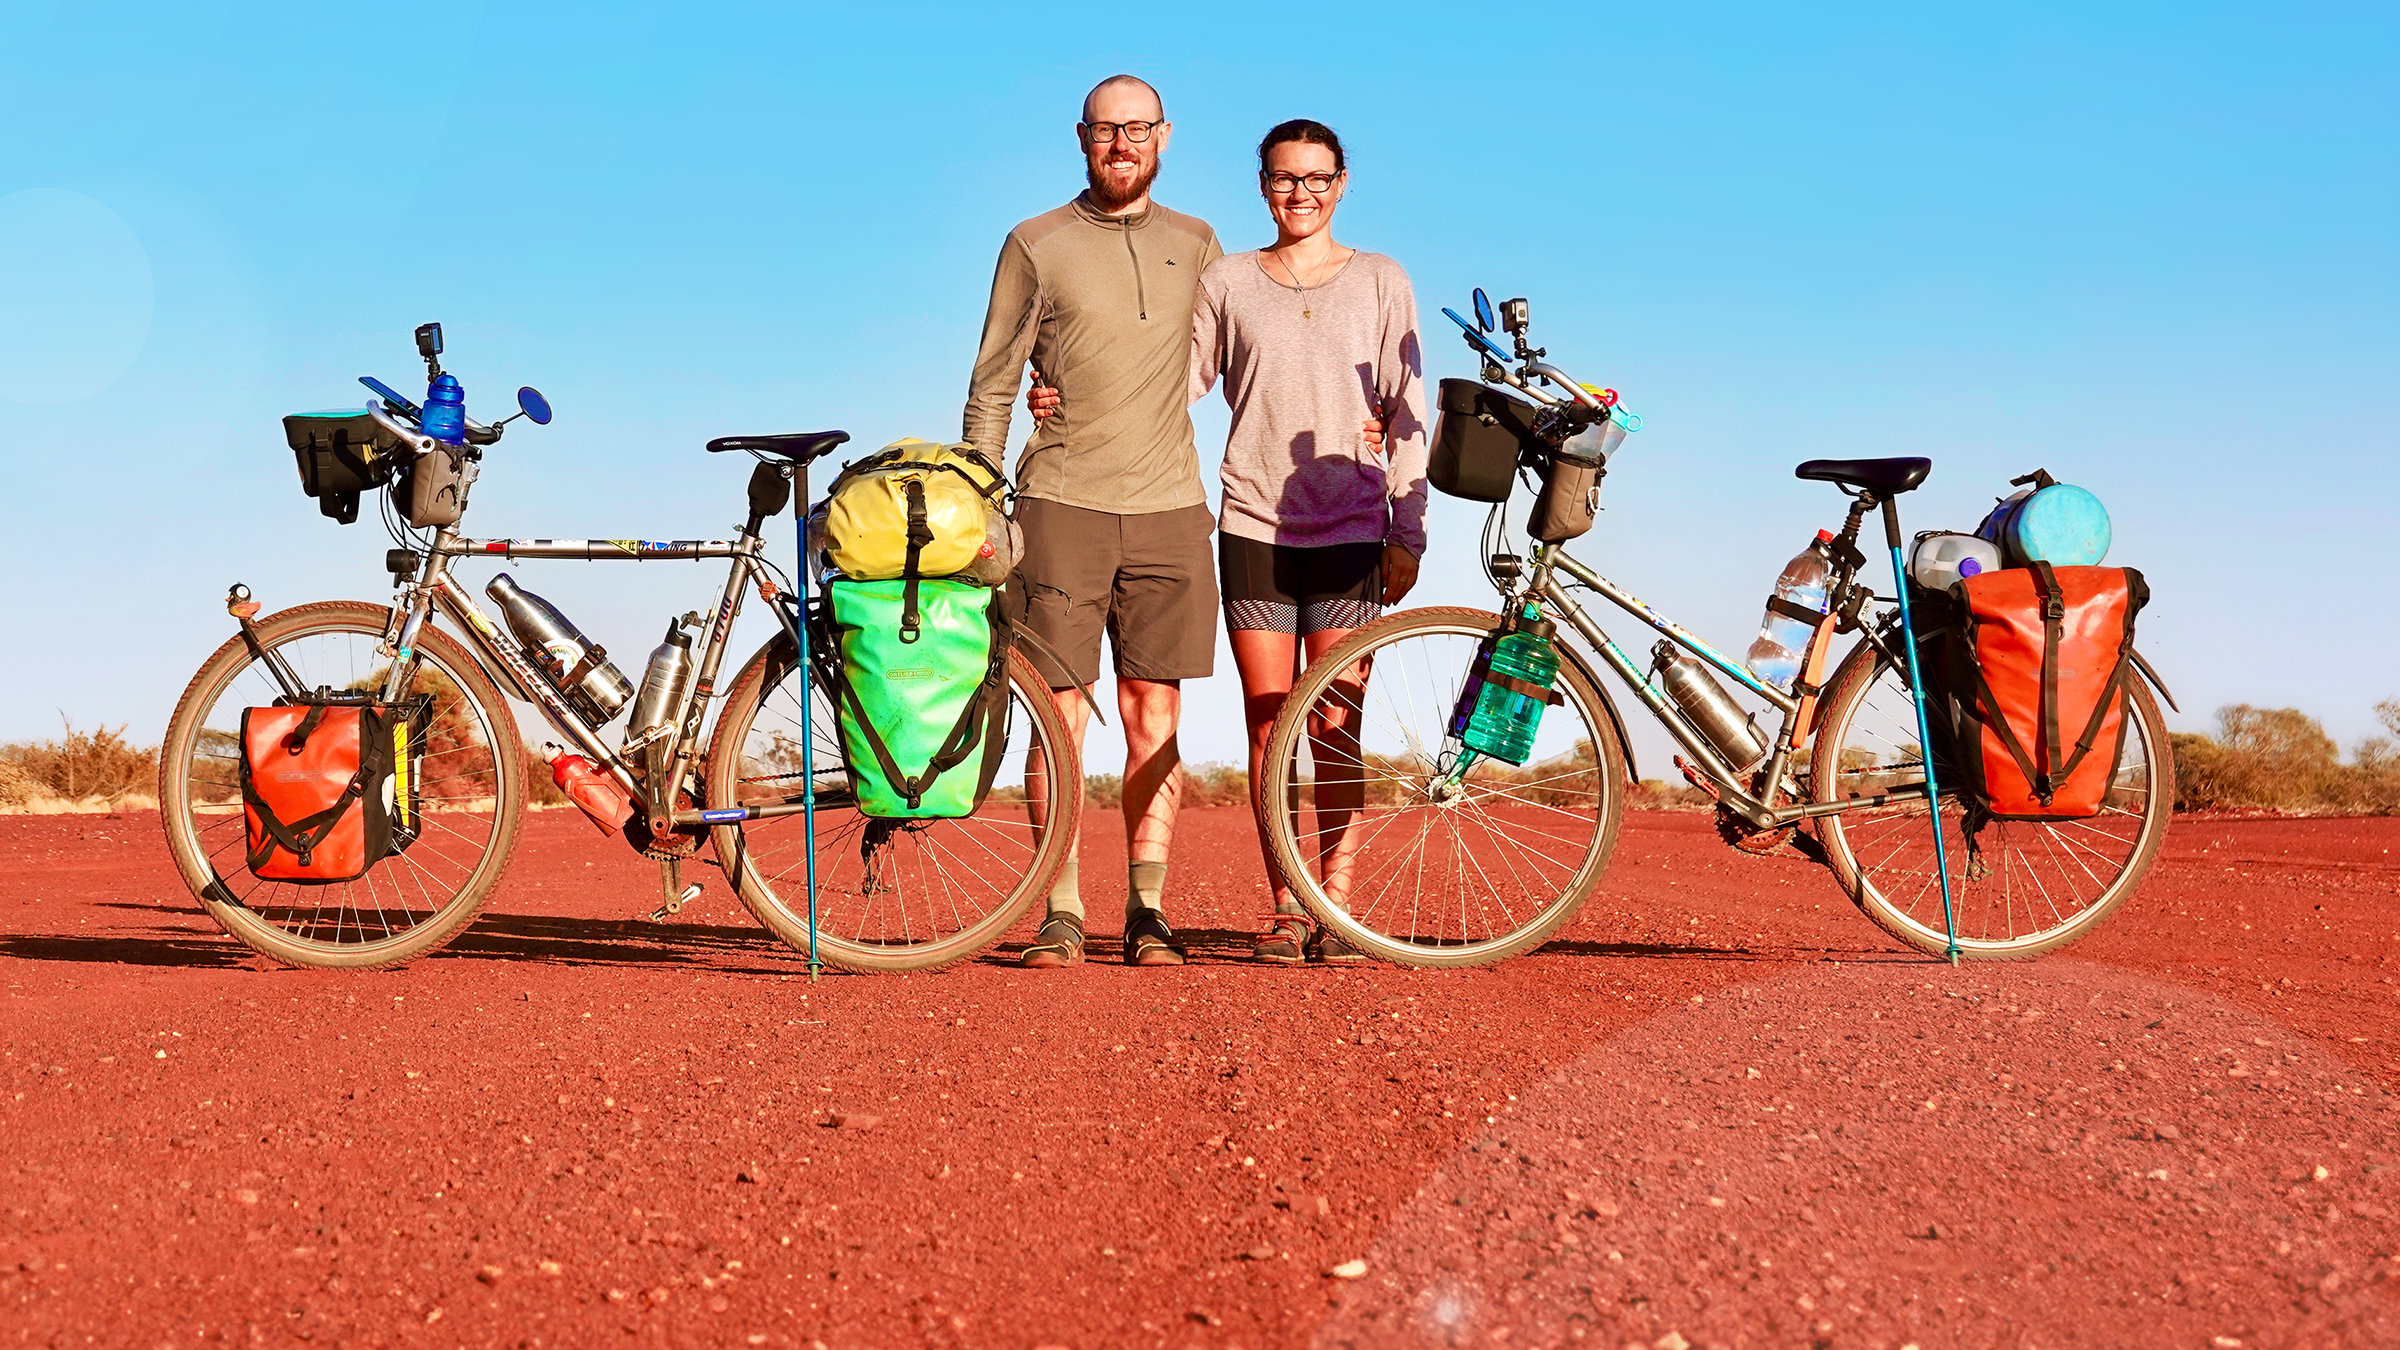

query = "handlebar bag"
[[399, 445, 470, 528], [1430, 379, 1542, 503], [821, 440, 1008, 584], [1947, 563, 2147, 821], [824, 576, 1012, 818], [237, 695, 429, 882], [284, 408, 403, 526]]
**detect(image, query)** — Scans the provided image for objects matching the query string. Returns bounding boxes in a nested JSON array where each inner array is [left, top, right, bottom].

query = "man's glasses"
[[1264, 171, 1340, 194], [1083, 120, 1161, 144]]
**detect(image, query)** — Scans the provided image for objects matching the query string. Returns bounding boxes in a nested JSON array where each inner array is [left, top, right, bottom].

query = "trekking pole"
[[794, 465, 822, 982], [1880, 496, 1960, 964]]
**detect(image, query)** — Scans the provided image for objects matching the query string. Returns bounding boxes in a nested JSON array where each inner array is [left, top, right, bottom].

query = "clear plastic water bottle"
[[1743, 530, 1835, 692]]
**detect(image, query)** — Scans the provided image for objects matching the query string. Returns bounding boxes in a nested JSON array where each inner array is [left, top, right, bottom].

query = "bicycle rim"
[[710, 642, 1074, 973], [1811, 643, 2172, 958], [1258, 608, 1624, 968], [160, 604, 523, 968]]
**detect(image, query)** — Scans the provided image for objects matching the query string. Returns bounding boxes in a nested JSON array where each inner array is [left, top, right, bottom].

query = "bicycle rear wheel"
[[157, 602, 526, 968], [707, 633, 1077, 973], [1808, 638, 2173, 958], [1254, 607, 1628, 968]]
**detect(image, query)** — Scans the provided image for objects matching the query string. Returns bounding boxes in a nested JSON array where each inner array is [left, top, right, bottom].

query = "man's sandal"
[[1252, 909, 1312, 965]]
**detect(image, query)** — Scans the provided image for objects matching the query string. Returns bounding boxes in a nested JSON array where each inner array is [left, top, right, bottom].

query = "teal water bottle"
[[1453, 608, 1560, 765]]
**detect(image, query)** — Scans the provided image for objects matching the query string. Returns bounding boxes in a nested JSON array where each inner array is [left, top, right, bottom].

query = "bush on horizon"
[[2172, 699, 2400, 814]]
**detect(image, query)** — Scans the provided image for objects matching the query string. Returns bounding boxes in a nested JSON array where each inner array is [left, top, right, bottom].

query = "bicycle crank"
[[645, 858, 704, 923]]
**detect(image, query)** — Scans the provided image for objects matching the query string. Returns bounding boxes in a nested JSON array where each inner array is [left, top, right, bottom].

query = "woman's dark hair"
[[1258, 119, 1345, 175]]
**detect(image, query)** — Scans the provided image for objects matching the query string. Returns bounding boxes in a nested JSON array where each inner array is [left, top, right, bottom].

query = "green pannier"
[[826, 576, 1010, 818]]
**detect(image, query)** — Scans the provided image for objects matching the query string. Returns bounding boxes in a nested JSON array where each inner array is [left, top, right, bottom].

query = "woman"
[[1200, 118, 1428, 964], [1026, 118, 1428, 964]]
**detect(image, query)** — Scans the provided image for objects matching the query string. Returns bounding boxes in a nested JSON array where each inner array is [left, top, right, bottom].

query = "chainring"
[[625, 786, 705, 862]]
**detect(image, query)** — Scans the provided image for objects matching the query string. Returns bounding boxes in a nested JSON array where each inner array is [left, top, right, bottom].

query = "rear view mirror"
[[1472, 288, 1496, 333], [517, 386, 553, 425]]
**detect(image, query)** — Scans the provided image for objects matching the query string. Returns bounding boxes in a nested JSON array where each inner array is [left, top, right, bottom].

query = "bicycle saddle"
[[1794, 456, 1931, 495], [706, 430, 850, 464]]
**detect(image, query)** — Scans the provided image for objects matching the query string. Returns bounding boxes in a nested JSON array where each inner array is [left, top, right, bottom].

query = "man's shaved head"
[[1082, 74, 1163, 124]]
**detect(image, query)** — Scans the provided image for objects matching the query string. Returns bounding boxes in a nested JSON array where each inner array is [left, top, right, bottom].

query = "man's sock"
[[1046, 856, 1083, 922], [1127, 860, 1168, 922]]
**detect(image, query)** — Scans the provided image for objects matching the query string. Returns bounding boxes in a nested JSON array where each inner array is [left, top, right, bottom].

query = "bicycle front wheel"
[[1255, 607, 1628, 968], [1808, 638, 2173, 959], [157, 601, 527, 969], [708, 634, 1078, 974]]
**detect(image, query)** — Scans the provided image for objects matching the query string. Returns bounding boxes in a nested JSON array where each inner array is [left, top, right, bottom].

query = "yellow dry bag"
[[821, 440, 1007, 583]]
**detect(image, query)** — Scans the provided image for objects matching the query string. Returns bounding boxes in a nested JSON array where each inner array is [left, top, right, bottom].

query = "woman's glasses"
[[1264, 172, 1340, 194]]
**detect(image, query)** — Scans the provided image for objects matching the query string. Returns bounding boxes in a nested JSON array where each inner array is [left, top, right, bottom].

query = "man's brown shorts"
[[1013, 498, 1218, 687]]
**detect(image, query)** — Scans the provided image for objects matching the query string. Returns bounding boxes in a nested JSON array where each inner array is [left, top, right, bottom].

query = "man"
[[962, 74, 1222, 968]]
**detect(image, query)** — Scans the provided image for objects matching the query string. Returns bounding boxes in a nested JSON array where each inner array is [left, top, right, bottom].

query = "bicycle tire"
[[1808, 637, 2173, 959], [157, 601, 527, 969], [1254, 606, 1628, 968], [707, 634, 1077, 974]]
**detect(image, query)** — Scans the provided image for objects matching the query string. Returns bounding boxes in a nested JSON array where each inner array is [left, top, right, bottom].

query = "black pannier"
[[1429, 378, 1543, 503], [284, 409, 404, 525]]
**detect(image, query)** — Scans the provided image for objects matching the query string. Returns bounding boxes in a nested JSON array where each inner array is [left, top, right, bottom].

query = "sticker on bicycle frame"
[[700, 808, 746, 823]]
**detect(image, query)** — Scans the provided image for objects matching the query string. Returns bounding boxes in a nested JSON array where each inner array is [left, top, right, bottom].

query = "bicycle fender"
[[2129, 646, 2179, 714], [1553, 640, 1638, 786]]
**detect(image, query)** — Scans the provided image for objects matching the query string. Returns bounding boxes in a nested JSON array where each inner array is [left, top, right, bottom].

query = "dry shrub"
[[2173, 703, 2400, 814], [0, 717, 160, 811], [1184, 761, 1252, 808]]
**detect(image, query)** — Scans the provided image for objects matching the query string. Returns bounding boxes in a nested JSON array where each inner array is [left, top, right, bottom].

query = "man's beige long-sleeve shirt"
[[961, 194, 1222, 513]]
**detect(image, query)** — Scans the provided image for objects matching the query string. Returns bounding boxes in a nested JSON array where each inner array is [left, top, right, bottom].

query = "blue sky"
[[3, 1, 2394, 774]]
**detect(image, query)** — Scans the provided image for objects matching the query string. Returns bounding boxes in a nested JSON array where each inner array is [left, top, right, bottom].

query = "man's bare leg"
[[1117, 676, 1186, 964]]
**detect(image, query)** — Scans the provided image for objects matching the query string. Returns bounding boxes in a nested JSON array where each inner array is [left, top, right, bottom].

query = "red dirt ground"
[[2, 806, 2395, 1349]]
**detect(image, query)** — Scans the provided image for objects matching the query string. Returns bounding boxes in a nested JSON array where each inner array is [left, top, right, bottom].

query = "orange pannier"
[[238, 698, 424, 882], [1950, 563, 2147, 821]]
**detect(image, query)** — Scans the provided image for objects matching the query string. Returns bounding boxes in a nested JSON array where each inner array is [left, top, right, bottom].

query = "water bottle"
[[1451, 608, 1560, 766], [624, 622, 696, 780], [542, 743, 632, 836], [421, 373, 467, 445], [1743, 530, 1834, 692], [486, 574, 635, 726]]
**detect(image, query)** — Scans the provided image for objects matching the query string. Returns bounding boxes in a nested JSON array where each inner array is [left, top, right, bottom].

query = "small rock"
[[1656, 1333, 1691, 1350], [709, 1295, 731, 1313], [737, 1167, 762, 1184], [2313, 1164, 2331, 1182], [1186, 1310, 1221, 1326], [2154, 1124, 2182, 1140], [1329, 1258, 1368, 1279], [538, 1261, 562, 1277], [476, 1265, 503, 1284], [1243, 1244, 1277, 1261], [831, 1112, 881, 1131], [605, 1288, 629, 1304]]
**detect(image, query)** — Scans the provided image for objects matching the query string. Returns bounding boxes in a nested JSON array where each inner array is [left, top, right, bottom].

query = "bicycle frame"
[[1502, 514, 1927, 832], [372, 526, 810, 832]]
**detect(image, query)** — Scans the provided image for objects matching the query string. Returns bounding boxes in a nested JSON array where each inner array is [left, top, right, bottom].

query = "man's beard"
[[1086, 154, 1159, 211]]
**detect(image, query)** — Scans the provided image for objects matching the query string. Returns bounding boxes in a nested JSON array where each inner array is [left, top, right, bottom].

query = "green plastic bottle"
[[1455, 609, 1560, 765]]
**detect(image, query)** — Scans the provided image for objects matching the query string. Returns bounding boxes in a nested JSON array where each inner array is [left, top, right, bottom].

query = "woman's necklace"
[[1266, 247, 1344, 319]]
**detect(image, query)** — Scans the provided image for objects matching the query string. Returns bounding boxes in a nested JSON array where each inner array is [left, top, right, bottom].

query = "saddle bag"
[[1946, 563, 2147, 821], [820, 439, 1011, 584], [238, 695, 429, 882], [824, 576, 1011, 818]]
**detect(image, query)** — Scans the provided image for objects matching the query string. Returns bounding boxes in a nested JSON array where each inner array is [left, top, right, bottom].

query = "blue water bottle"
[[421, 373, 466, 445]]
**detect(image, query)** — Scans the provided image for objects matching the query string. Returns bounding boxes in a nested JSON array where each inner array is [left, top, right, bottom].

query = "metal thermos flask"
[[625, 622, 696, 779], [485, 573, 634, 726], [1654, 641, 1768, 769]]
